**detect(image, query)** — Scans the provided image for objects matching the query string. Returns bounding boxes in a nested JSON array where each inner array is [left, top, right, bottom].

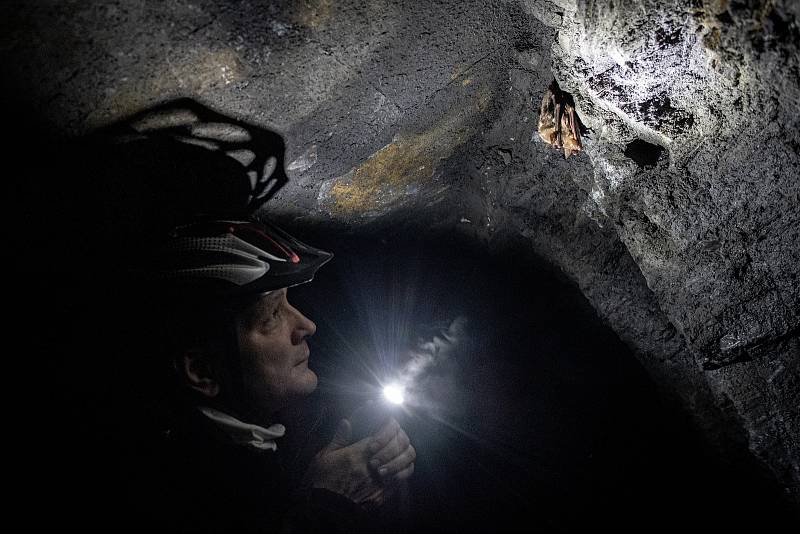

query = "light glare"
[[383, 384, 404, 405]]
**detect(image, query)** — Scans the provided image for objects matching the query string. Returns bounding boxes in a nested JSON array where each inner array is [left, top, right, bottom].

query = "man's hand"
[[306, 418, 415, 507], [367, 418, 416, 484]]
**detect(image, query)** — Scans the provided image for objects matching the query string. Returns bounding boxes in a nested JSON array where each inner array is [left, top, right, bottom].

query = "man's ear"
[[178, 350, 221, 398]]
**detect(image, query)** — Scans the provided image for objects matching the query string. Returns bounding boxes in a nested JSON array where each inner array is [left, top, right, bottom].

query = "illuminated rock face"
[[531, 0, 800, 504], [4, 0, 798, 507], [542, 0, 800, 370]]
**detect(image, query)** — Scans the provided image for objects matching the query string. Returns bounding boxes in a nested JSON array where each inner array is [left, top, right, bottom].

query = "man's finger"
[[369, 430, 410, 467], [391, 463, 415, 482], [369, 418, 399, 452], [373, 444, 416, 478], [327, 419, 352, 450], [361, 487, 386, 508]]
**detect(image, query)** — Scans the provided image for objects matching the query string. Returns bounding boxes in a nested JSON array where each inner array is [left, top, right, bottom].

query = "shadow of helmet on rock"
[[71, 98, 290, 271]]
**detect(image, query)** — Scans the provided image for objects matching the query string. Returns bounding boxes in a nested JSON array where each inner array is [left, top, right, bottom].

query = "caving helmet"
[[145, 217, 332, 407], [152, 217, 333, 299]]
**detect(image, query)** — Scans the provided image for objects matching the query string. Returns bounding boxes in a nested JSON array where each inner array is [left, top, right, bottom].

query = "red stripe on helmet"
[[234, 223, 300, 263]]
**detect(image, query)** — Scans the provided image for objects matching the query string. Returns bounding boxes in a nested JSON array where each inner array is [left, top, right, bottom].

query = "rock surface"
[[3, 0, 798, 508], [529, 0, 800, 504]]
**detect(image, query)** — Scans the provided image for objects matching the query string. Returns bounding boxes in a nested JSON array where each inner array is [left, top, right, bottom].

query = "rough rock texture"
[[526, 0, 800, 503], [4, 0, 798, 508]]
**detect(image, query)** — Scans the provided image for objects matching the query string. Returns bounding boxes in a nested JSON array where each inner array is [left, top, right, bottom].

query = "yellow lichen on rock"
[[326, 92, 487, 216]]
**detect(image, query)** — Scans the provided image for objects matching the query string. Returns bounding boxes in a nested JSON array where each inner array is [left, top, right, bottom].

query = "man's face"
[[235, 288, 318, 418]]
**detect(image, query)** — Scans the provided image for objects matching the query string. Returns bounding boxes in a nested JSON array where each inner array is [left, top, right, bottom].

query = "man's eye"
[[265, 306, 282, 323]]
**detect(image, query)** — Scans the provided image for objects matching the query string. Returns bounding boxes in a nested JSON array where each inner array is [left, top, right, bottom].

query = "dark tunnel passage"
[[278, 227, 795, 532]]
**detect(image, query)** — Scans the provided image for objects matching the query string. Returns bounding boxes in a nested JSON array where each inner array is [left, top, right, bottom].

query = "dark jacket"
[[121, 406, 371, 533]]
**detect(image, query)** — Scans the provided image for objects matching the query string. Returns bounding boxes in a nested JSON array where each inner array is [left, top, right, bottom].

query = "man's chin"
[[294, 368, 318, 395]]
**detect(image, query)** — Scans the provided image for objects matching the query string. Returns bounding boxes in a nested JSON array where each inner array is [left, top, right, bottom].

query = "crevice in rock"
[[623, 138, 665, 168]]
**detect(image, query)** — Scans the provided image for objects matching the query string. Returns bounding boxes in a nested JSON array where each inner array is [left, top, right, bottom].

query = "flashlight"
[[348, 383, 405, 441]]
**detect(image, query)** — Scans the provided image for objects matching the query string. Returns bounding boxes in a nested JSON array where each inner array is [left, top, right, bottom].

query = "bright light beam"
[[383, 383, 405, 405]]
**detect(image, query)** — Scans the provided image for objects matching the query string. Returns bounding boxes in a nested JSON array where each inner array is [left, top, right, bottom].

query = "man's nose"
[[291, 308, 316, 344]]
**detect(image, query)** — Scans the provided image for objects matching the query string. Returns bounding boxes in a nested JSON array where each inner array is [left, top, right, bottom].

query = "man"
[[124, 217, 416, 532]]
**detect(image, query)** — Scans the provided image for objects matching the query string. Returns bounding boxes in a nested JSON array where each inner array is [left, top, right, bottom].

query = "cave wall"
[[527, 0, 800, 504], [4, 0, 797, 506]]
